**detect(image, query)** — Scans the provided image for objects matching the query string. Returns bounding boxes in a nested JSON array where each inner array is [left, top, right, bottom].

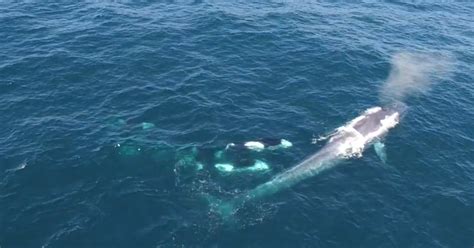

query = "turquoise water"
[[1, 1, 473, 247]]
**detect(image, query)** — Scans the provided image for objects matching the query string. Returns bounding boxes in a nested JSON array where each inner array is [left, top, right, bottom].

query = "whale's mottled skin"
[[211, 105, 406, 218]]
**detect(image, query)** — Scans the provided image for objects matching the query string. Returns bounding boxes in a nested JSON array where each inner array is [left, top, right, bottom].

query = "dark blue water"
[[1, 1, 473, 247]]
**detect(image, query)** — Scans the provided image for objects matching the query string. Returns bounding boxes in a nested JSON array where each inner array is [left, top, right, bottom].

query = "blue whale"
[[209, 104, 406, 219]]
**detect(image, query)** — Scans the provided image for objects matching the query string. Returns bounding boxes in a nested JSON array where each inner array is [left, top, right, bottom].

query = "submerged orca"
[[226, 138, 293, 151]]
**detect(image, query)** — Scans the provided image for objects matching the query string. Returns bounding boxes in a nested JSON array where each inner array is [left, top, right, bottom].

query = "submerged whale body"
[[209, 104, 406, 219], [226, 138, 293, 151]]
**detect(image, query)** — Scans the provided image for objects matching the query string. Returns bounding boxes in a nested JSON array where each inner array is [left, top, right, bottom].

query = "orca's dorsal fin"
[[373, 141, 387, 164]]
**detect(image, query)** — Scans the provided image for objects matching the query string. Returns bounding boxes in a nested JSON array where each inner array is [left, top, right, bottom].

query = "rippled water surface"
[[1, 1, 473, 247]]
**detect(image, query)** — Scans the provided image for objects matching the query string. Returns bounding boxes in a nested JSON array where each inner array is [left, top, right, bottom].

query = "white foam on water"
[[280, 139, 292, 148], [364, 106, 382, 114], [312, 132, 336, 144], [247, 160, 270, 171], [7, 160, 28, 172], [363, 113, 399, 144], [215, 163, 234, 172], [141, 122, 155, 130], [225, 143, 235, 149], [195, 162, 204, 170], [332, 107, 400, 158]]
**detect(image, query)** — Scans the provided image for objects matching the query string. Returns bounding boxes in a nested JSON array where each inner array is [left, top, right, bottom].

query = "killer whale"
[[226, 138, 293, 151]]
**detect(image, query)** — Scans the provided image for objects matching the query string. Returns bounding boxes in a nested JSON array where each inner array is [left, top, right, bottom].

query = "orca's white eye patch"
[[244, 141, 265, 150]]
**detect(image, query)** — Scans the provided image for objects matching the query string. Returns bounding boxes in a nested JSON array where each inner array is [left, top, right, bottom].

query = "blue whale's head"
[[384, 101, 408, 120], [349, 103, 406, 138]]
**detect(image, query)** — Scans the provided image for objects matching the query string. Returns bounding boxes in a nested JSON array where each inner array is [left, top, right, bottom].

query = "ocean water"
[[1, 1, 473, 247]]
